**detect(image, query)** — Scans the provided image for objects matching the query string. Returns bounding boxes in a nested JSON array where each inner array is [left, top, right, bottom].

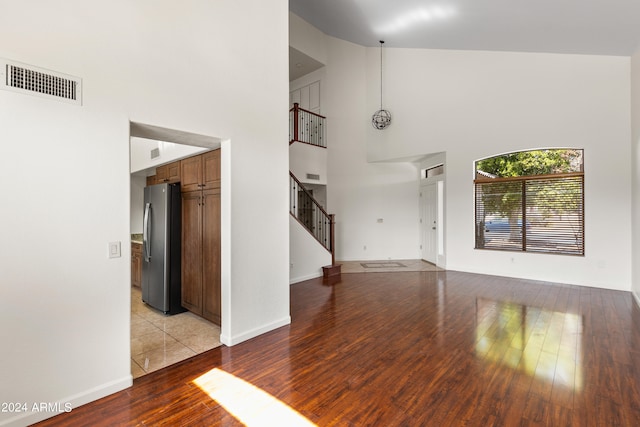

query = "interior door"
[[422, 183, 438, 263]]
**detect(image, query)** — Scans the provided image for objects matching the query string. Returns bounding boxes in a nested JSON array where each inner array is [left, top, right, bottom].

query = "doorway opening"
[[129, 121, 223, 378], [420, 159, 445, 268]]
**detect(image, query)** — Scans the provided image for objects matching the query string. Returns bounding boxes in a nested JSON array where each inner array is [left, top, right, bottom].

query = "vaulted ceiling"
[[290, 0, 640, 56]]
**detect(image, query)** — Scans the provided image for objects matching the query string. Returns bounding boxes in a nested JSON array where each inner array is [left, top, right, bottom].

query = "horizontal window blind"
[[475, 173, 584, 256]]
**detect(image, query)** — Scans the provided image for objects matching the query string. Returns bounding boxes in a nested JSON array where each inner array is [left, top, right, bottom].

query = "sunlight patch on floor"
[[193, 368, 316, 426], [475, 298, 583, 391]]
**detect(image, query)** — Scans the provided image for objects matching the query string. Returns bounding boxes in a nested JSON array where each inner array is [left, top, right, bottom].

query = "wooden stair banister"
[[289, 103, 327, 147], [289, 171, 334, 254]]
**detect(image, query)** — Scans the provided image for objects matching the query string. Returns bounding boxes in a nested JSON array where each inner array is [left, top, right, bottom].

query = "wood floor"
[[35, 271, 640, 426]]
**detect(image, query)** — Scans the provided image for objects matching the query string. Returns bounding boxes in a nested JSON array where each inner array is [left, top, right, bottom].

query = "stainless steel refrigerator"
[[142, 182, 184, 315]]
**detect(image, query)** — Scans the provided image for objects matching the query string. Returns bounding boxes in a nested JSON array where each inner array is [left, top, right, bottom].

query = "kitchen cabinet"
[[180, 150, 220, 192], [181, 187, 221, 324], [202, 150, 221, 188], [146, 161, 180, 187], [140, 149, 221, 323], [131, 242, 142, 288], [155, 161, 180, 184]]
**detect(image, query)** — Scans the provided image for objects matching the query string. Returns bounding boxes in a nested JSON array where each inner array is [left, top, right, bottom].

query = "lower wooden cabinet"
[[181, 188, 221, 325], [131, 242, 142, 288]]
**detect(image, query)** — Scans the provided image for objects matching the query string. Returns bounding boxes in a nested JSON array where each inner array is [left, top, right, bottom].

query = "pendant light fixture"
[[371, 40, 391, 130]]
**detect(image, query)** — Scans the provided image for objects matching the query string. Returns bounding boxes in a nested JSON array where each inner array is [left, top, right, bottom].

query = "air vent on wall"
[[306, 173, 320, 180], [150, 148, 160, 159], [0, 58, 82, 105]]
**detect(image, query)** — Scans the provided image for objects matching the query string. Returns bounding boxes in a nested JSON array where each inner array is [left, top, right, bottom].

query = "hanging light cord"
[[371, 40, 391, 130], [379, 40, 384, 109]]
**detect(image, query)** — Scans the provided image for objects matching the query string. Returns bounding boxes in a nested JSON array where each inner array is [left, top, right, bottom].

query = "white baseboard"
[[289, 271, 323, 284], [633, 291, 640, 309], [0, 375, 132, 427], [220, 316, 291, 346]]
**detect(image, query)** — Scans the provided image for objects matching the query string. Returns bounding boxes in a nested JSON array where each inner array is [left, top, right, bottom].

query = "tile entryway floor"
[[338, 259, 443, 273], [131, 287, 221, 378]]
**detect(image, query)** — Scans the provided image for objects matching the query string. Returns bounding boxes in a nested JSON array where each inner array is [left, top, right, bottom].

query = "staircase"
[[289, 103, 339, 277], [289, 171, 335, 259]]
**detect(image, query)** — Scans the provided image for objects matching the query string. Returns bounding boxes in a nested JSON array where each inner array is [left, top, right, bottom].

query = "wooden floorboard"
[[34, 270, 640, 426]]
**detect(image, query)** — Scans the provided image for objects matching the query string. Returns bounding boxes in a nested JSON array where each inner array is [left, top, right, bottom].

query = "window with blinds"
[[474, 150, 584, 256]]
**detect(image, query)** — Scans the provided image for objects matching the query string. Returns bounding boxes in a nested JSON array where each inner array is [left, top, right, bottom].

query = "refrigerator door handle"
[[143, 202, 151, 262]]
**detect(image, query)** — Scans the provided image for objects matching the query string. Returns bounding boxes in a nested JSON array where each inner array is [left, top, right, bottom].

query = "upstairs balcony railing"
[[289, 103, 326, 148], [290, 171, 335, 262]]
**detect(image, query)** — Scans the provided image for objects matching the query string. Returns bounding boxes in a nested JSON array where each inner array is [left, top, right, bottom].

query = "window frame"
[[474, 171, 584, 256]]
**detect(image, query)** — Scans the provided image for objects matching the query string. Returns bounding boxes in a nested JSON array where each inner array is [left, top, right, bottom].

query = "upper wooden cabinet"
[[155, 161, 180, 184], [180, 155, 202, 192], [202, 150, 221, 189], [180, 149, 220, 192]]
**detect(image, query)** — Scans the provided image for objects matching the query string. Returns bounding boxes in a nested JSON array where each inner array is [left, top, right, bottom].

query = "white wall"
[[0, 1, 289, 425], [366, 48, 632, 290], [290, 143, 328, 185], [323, 38, 423, 261], [631, 48, 640, 302], [289, 12, 328, 65], [129, 137, 209, 173], [289, 216, 332, 283], [290, 69, 326, 110]]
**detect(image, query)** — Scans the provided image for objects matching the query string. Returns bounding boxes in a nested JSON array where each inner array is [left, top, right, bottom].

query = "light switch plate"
[[109, 241, 121, 258]]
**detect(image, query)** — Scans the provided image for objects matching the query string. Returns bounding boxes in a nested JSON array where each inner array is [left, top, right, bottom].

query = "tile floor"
[[338, 259, 443, 274], [130, 287, 221, 379]]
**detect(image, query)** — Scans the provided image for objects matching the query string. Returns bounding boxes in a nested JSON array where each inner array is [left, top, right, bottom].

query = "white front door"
[[421, 183, 438, 263]]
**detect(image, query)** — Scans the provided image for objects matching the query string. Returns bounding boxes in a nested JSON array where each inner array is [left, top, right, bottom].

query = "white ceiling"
[[289, 0, 640, 56], [290, 46, 325, 81]]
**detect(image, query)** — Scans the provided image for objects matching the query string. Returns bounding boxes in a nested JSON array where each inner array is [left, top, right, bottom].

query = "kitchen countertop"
[[131, 234, 143, 244]]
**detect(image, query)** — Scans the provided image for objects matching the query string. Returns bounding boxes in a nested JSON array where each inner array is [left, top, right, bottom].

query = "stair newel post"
[[329, 214, 336, 266], [293, 103, 300, 142], [322, 213, 341, 280]]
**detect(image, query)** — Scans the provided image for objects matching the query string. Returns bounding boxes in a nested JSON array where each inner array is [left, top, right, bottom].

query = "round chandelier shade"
[[372, 109, 392, 130], [371, 40, 391, 130]]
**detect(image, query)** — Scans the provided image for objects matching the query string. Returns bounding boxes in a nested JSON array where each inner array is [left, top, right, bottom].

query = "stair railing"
[[290, 171, 334, 259], [289, 103, 326, 147]]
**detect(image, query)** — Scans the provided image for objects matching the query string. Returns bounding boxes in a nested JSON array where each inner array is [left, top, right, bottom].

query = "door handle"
[[143, 203, 151, 262]]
